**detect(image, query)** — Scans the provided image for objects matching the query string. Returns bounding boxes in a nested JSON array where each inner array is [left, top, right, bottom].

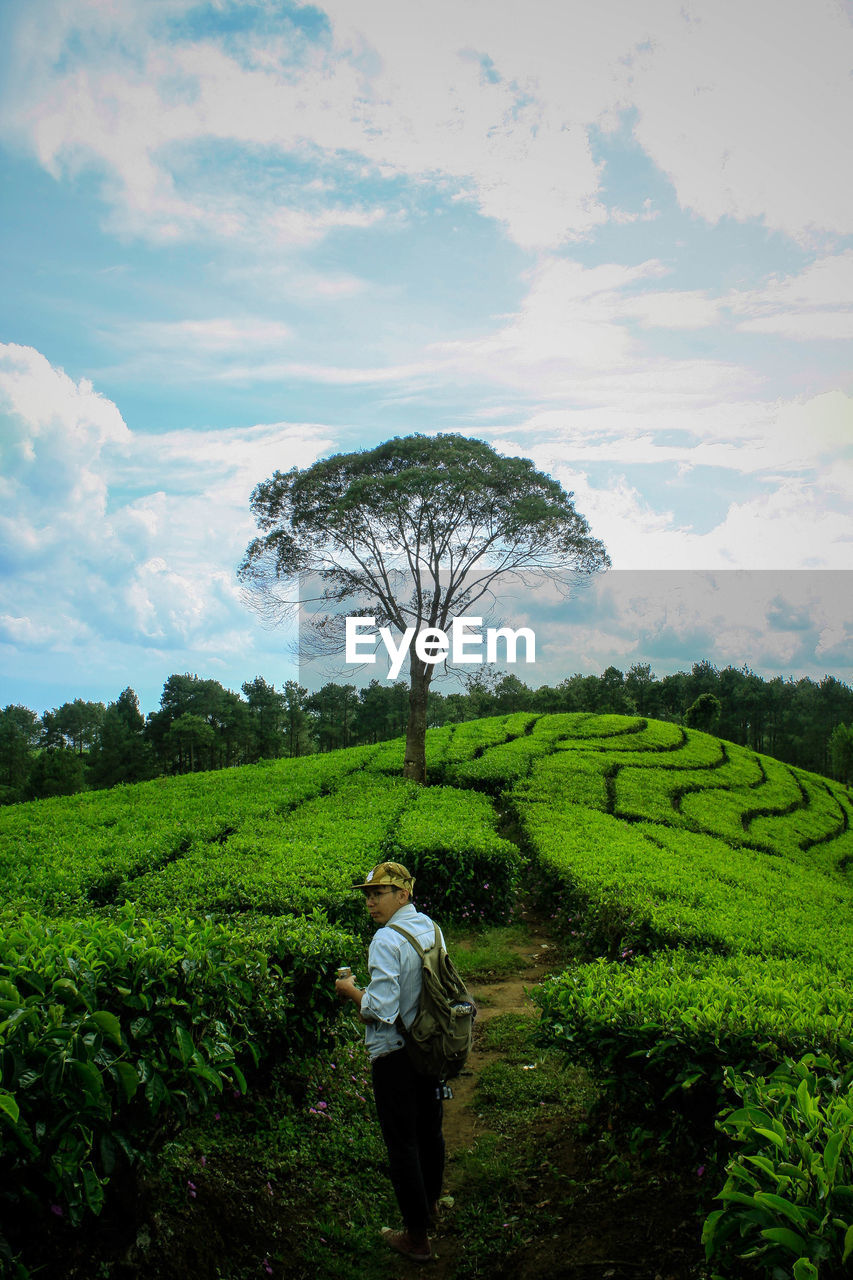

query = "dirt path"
[[441, 907, 559, 1160], [421, 905, 564, 1279]]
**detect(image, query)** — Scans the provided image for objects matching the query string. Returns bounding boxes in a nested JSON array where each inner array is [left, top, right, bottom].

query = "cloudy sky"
[[1, 0, 852, 714]]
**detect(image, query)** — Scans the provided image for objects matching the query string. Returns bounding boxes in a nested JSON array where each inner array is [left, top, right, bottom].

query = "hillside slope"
[[2, 711, 852, 1278]]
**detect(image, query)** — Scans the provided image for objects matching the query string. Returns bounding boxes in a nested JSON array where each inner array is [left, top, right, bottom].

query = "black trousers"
[[371, 1047, 445, 1235]]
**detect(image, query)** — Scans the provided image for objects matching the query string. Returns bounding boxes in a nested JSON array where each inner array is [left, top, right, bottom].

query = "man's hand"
[[335, 975, 370, 1023]]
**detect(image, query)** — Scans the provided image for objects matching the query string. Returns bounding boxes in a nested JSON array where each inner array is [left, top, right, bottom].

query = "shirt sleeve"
[[360, 930, 402, 1027]]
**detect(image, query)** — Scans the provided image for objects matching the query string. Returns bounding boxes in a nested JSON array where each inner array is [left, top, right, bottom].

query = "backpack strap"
[[387, 922, 440, 1039], [387, 922, 440, 957]]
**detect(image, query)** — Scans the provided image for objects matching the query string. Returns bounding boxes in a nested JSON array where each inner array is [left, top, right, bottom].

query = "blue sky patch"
[[0, 0, 851, 713]]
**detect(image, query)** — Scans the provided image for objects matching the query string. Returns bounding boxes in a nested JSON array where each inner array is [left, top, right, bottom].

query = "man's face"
[[363, 885, 407, 926]]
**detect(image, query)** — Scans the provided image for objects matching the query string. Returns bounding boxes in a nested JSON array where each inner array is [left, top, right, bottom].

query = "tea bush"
[[0, 747, 380, 915], [0, 905, 351, 1235], [535, 951, 853, 1120], [703, 1053, 853, 1279], [127, 774, 417, 928], [389, 785, 524, 922]]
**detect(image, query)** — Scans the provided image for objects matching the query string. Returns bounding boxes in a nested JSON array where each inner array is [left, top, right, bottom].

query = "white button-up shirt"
[[360, 903, 445, 1062]]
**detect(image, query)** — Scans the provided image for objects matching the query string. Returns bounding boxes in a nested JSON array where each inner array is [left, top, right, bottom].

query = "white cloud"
[[627, 0, 853, 242], [552, 466, 852, 571], [0, 612, 92, 647], [0, 343, 130, 570], [432, 256, 752, 404], [729, 250, 853, 341], [0, 342, 336, 658], [535, 568, 853, 683], [129, 317, 295, 352], [202, 253, 741, 401], [494, 387, 853, 485], [739, 312, 853, 342], [212, 358, 437, 386], [499, 385, 853, 572], [622, 289, 722, 330], [4, 0, 851, 251]]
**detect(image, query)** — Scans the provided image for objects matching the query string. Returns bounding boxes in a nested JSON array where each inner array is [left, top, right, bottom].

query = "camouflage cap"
[[352, 861, 415, 894]]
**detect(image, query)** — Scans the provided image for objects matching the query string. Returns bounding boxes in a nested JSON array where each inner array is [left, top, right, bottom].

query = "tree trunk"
[[403, 657, 431, 783]]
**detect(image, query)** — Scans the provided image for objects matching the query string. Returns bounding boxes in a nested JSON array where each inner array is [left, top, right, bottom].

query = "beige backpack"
[[389, 922, 476, 1081]]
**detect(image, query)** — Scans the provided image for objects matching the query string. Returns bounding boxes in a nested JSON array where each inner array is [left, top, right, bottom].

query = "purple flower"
[[50, 1204, 64, 1218]]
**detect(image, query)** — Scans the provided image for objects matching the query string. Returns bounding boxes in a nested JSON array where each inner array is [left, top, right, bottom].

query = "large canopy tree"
[[238, 433, 610, 781]]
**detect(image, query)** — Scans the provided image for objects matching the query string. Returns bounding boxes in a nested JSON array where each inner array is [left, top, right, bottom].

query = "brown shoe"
[[380, 1228, 432, 1262]]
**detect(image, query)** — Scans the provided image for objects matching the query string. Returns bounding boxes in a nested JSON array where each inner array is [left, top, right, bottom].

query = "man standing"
[[335, 861, 445, 1264]]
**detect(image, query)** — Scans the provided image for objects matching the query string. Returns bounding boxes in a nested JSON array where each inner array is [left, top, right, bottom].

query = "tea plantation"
[[1, 712, 851, 1278]]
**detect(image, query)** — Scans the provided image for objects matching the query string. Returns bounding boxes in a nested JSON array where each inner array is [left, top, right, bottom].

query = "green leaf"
[[745, 1154, 780, 1179], [190, 1064, 224, 1092], [70, 1059, 105, 1097], [52, 978, 79, 999], [0, 1092, 20, 1124], [112, 1061, 139, 1101], [175, 1024, 195, 1066], [842, 1223, 853, 1264], [760, 1226, 808, 1254], [82, 1166, 105, 1216], [718, 1189, 759, 1208], [792, 1258, 819, 1280], [99, 1132, 117, 1177], [755, 1126, 787, 1151], [144, 1072, 168, 1112], [90, 1010, 122, 1047], [795, 1078, 814, 1116], [701, 1208, 725, 1257], [754, 1192, 811, 1228], [824, 1130, 842, 1184]]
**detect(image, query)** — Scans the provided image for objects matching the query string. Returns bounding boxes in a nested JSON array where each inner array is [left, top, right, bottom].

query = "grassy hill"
[[2, 711, 852, 1278]]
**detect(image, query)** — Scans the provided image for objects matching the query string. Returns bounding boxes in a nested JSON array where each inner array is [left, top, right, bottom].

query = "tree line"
[[1, 660, 852, 806]]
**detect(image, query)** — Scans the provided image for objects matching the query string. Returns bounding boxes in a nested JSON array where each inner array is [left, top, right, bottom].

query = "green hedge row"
[[0, 747, 380, 915], [0, 905, 352, 1242], [513, 717, 853, 1279], [126, 773, 418, 930], [389, 785, 524, 923], [534, 951, 853, 1117]]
